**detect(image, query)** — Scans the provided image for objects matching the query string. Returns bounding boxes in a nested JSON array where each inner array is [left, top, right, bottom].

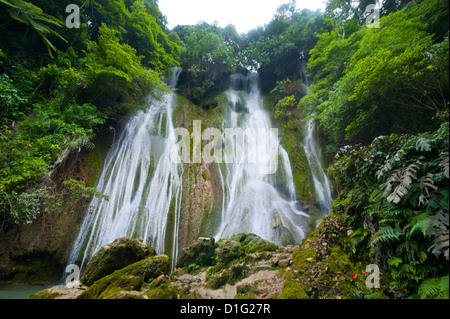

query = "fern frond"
[[428, 211, 449, 260], [419, 173, 438, 197], [419, 275, 449, 299], [416, 137, 431, 152], [385, 162, 421, 204], [382, 169, 401, 196], [439, 152, 449, 179], [409, 212, 433, 238], [371, 225, 403, 246]]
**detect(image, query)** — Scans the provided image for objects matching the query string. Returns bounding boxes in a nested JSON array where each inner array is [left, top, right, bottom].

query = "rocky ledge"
[[28, 216, 387, 299]]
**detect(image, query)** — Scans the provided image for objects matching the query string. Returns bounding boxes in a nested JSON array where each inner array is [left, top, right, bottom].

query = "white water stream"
[[214, 74, 309, 246], [67, 68, 183, 272], [303, 118, 333, 216]]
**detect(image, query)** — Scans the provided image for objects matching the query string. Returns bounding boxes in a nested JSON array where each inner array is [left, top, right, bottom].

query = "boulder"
[[27, 284, 87, 299], [78, 255, 170, 299], [215, 239, 244, 264], [81, 237, 155, 286], [230, 233, 278, 253], [176, 237, 216, 268]]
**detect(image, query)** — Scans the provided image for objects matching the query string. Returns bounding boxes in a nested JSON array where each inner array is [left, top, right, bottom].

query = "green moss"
[[282, 272, 309, 299], [83, 129, 115, 188], [81, 238, 154, 287], [176, 238, 216, 270], [26, 289, 62, 299], [85, 146, 103, 188], [215, 239, 245, 264], [80, 274, 143, 299], [292, 248, 318, 270], [230, 233, 278, 254], [164, 196, 177, 256], [286, 121, 297, 130], [280, 130, 315, 203], [207, 269, 233, 289], [78, 255, 170, 299], [263, 92, 318, 204], [205, 92, 230, 129], [145, 282, 179, 299], [235, 285, 254, 299]]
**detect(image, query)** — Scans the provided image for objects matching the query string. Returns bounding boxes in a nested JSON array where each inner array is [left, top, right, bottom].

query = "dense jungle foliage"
[[0, 0, 448, 298]]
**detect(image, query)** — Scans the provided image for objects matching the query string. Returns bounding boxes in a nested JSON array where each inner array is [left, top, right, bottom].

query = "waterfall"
[[215, 73, 309, 246], [67, 68, 183, 273], [303, 118, 333, 217]]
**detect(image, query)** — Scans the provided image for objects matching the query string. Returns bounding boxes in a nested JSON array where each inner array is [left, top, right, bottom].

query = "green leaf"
[[388, 257, 402, 267]]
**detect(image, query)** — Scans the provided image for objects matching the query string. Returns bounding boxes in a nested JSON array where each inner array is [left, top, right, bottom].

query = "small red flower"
[[351, 273, 358, 279]]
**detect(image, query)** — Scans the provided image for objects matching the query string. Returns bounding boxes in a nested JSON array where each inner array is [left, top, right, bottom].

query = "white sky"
[[158, 0, 326, 34]]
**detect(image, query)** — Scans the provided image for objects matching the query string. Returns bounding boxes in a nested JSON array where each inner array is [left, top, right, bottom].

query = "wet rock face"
[[81, 237, 155, 286], [227, 100, 249, 113]]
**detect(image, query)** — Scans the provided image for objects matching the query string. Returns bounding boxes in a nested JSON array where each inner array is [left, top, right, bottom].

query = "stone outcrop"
[[78, 254, 171, 299], [29, 234, 294, 299], [29, 216, 387, 299], [81, 237, 155, 287]]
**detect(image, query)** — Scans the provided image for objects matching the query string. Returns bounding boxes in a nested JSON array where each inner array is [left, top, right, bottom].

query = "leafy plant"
[[418, 275, 449, 299], [329, 120, 449, 297], [0, 0, 67, 57]]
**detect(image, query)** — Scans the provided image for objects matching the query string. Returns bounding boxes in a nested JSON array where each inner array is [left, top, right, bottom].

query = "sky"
[[158, 0, 327, 34]]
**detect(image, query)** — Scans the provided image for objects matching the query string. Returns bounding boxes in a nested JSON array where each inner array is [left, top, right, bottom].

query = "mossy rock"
[[81, 237, 155, 286], [207, 269, 234, 289], [176, 238, 216, 269], [27, 289, 64, 300], [230, 233, 278, 254], [276, 227, 296, 246], [285, 214, 388, 299], [78, 255, 170, 299], [215, 239, 244, 265], [213, 234, 278, 266], [145, 282, 180, 299], [106, 291, 146, 299]]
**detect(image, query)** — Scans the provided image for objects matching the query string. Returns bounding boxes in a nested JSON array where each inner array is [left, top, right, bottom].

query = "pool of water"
[[0, 284, 53, 299]]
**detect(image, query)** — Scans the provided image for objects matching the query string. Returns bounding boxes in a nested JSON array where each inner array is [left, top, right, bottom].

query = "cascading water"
[[215, 73, 309, 246], [303, 118, 333, 216], [67, 68, 183, 273]]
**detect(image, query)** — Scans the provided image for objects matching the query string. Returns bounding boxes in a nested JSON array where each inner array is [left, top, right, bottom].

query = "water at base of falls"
[[214, 73, 309, 246], [67, 68, 183, 273]]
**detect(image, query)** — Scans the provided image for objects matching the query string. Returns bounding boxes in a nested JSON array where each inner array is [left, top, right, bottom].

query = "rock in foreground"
[[81, 237, 155, 286], [29, 225, 387, 299]]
